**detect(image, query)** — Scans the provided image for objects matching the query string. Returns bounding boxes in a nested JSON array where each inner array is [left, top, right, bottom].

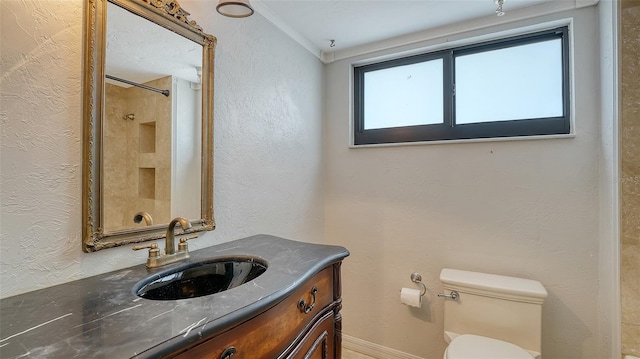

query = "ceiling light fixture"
[[216, 0, 254, 18], [495, 0, 505, 16]]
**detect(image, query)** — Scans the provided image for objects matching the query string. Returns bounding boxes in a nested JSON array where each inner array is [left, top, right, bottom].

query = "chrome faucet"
[[133, 217, 197, 268], [165, 217, 191, 255]]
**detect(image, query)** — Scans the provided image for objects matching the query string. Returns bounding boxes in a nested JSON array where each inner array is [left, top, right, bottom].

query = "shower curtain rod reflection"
[[106, 75, 170, 97]]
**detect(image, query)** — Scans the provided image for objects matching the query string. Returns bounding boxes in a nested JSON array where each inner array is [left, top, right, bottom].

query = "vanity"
[[0, 235, 349, 358]]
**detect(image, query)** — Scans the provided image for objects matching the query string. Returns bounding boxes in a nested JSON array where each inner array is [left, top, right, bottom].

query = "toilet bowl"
[[444, 334, 534, 359], [440, 268, 548, 359]]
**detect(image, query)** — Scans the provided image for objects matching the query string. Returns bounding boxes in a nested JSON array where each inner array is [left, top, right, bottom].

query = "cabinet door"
[[286, 311, 336, 359]]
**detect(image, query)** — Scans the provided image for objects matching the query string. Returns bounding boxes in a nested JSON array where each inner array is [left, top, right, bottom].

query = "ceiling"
[[106, 2, 202, 86], [252, 0, 555, 56], [106, 0, 589, 83]]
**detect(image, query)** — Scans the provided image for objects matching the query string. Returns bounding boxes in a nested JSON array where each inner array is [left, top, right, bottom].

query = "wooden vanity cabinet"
[[172, 262, 343, 359]]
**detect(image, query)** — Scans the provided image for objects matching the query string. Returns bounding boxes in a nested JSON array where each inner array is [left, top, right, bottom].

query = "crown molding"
[[322, 0, 600, 63], [252, 0, 600, 64]]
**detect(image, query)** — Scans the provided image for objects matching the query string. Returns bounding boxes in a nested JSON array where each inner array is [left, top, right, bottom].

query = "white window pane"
[[364, 59, 443, 130], [455, 39, 563, 124]]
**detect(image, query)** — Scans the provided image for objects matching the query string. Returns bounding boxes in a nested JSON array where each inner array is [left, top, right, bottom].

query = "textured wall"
[[324, 7, 604, 359], [0, 0, 324, 298], [621, 0, 640, 356]]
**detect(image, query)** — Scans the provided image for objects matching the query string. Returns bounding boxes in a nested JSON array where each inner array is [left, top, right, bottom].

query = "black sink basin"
[[134, 257, 268, 300]]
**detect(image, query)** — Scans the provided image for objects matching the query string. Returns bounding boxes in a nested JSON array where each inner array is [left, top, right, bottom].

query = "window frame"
[[353, 26, 571, 146]]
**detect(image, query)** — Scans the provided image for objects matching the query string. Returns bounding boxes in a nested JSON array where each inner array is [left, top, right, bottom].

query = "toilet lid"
[[446, 334, 534, 359]]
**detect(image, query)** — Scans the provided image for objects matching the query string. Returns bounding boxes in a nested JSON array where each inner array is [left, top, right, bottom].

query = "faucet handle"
[[178, 235, 199, 252], [132, 243, 160, 258]]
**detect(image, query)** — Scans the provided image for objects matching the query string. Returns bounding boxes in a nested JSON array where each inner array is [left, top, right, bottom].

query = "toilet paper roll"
[[400, 287, 422, 307]]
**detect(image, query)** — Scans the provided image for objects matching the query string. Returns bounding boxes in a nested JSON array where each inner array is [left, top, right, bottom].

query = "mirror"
[[83, 0, 216, 251]]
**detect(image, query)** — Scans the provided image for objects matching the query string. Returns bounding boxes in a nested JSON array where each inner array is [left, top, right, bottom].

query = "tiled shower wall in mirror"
[[104, 76, 173, 231], [621, 0, 640, 356]]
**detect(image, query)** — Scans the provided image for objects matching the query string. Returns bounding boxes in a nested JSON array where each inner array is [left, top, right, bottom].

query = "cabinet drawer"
[[174, 267, 335, 359]]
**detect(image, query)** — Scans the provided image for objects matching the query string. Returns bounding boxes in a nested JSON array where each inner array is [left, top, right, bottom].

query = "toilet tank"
[[440, 268, 548, 355]]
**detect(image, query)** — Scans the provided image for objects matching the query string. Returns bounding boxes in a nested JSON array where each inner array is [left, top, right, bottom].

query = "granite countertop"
[[0, 235, 349, 359]]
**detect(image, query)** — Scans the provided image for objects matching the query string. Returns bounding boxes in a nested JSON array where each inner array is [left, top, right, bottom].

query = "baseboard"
[[342, 334, 424, 359]]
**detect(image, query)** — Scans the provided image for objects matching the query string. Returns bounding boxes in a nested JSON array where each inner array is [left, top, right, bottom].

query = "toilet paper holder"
[[410, 272, 427, 297]]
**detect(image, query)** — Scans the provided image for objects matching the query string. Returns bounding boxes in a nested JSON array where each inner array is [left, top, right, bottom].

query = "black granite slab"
[[0, 235, 349, 359]]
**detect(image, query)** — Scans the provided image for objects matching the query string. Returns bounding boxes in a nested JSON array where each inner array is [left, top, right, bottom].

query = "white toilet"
[[440, 268, 548, 359]]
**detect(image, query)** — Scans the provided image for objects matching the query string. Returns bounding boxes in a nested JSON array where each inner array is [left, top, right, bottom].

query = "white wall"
[[173, 77, 202, 220], [0, 0, 324, 298], [324, 7, 605, 359]]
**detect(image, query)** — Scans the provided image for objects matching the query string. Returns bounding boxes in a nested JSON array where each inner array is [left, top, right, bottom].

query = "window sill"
[[349, 133, 576, 149]]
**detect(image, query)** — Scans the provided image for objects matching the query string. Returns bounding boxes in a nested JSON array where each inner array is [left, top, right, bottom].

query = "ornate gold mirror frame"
[[82, 0, 216, 252]]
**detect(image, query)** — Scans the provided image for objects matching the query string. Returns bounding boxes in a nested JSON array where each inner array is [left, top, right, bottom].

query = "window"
[[353, 27, 570, 145]]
